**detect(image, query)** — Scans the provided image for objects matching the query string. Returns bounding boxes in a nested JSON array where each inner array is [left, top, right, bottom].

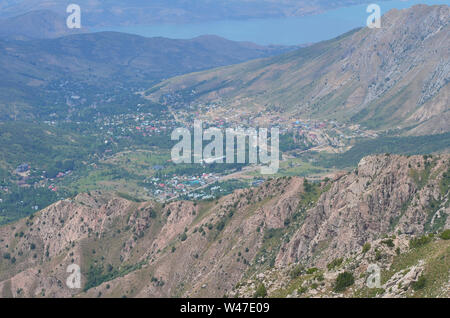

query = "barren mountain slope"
[[0, 154, 448, 298], [146, 5, 450, 135]]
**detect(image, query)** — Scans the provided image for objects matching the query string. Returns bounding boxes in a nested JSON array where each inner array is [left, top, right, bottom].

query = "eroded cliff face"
[[276, 154, 449, 268], [0, 155, 448, 298], [0, 177, 302, 298]]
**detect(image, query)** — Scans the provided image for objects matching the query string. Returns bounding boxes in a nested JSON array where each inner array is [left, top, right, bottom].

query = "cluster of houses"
[[288, 119, 378, 150], [170, 99, 380, 154], [15, 164, 30, 174], [144, 173, 221, 201], [97, 113, 179, 139]]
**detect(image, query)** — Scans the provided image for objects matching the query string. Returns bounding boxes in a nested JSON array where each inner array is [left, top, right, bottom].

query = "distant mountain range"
[[146, 5, 450, 135], [0, 1, 388, 25], [0, 9, 85, 40]]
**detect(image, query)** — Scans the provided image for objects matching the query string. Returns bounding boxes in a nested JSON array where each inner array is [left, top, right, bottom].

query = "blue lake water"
[[93, 0, 450, 45]]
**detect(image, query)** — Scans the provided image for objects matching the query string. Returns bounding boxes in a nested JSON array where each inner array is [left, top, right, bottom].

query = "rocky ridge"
[[0, 154, 448, 298]]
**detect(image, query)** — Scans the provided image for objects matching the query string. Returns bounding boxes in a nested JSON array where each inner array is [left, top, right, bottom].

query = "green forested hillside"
[[0, 122, 102, 173]]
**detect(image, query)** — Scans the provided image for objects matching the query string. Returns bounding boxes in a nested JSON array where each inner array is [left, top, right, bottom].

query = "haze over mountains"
[[0, 9, 85, 40], [146, 5, 450, 136], [0, 0, 389, 25]]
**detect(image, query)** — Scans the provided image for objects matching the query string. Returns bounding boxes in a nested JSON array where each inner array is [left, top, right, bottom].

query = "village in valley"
[[1, 86, 380, 222], [6, 99, 378, 203]]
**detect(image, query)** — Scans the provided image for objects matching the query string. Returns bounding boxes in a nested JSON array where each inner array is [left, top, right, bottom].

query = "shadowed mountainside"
[[0, 31, 295, 119]]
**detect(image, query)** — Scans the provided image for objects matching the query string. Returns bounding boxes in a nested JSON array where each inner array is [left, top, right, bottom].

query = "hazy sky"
[[92, 0, 450, 45]]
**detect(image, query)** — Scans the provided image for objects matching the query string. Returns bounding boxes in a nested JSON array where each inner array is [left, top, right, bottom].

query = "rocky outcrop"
[[276, 154, 449, 267]]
